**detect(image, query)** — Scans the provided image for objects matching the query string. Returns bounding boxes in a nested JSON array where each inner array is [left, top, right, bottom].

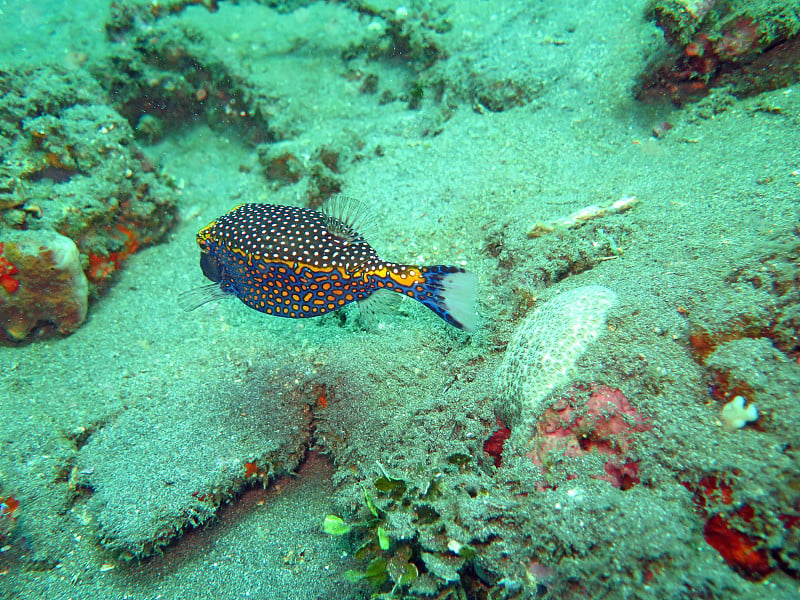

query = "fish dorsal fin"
[[321, 194, 373, 244]]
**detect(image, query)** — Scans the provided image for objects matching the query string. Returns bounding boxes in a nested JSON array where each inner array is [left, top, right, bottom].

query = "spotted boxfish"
[[179, 196, 477, 331]]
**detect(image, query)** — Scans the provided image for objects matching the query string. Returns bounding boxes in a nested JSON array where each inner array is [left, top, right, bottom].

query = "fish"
[[179, 196, 477, 331]]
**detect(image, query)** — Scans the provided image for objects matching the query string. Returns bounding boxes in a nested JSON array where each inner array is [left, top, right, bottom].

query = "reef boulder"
[[0, 230, 88, 341]]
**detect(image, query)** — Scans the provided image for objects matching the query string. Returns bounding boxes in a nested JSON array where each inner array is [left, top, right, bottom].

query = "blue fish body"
[[183, 199, 477, 331]]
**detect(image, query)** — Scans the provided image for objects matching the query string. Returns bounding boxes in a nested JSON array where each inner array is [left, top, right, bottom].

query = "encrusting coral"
[[493, 285, 618, 430]]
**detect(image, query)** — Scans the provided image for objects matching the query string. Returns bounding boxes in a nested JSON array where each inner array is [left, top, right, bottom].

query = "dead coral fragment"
[[527, 196, 638, 238], [494, 285, 618, 429], [0, 230, 88, 340]]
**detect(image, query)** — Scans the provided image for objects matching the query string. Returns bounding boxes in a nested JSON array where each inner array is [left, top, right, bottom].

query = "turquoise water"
[[1, 1, 799, 598]]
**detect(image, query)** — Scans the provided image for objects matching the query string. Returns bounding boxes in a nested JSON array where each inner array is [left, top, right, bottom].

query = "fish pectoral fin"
[[177, 283, 233, 312]]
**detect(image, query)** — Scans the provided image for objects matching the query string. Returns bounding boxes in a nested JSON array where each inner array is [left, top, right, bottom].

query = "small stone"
[[447, 539, 462, 554]]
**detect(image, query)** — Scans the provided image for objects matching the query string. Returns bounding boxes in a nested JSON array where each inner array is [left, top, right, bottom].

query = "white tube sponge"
[[494, 285, 618, 428]]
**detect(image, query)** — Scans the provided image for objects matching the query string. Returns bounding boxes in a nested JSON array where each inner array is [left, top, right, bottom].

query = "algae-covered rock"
[[0, 63, 178, 338], [639, 0, 800, 102], [0, 64, 178, 285], [76, 365, 315, 558], [96, 15, 271, 144]]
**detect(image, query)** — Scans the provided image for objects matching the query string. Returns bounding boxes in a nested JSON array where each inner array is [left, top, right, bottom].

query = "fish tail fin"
[[409, 266, 478, 331]]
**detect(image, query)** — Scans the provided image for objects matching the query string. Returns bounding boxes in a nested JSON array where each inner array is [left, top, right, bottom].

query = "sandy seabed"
[[1, 1, 799, 599]]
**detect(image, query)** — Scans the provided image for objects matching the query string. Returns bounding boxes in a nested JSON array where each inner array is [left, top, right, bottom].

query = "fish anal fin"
[[357, 288, 404, 327]]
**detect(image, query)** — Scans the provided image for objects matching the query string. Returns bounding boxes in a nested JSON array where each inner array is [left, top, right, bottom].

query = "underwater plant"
[[323, 465, 480, 599]]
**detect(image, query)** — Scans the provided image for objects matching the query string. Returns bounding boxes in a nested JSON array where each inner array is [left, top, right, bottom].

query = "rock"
[[0, 230, 88, 340]]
